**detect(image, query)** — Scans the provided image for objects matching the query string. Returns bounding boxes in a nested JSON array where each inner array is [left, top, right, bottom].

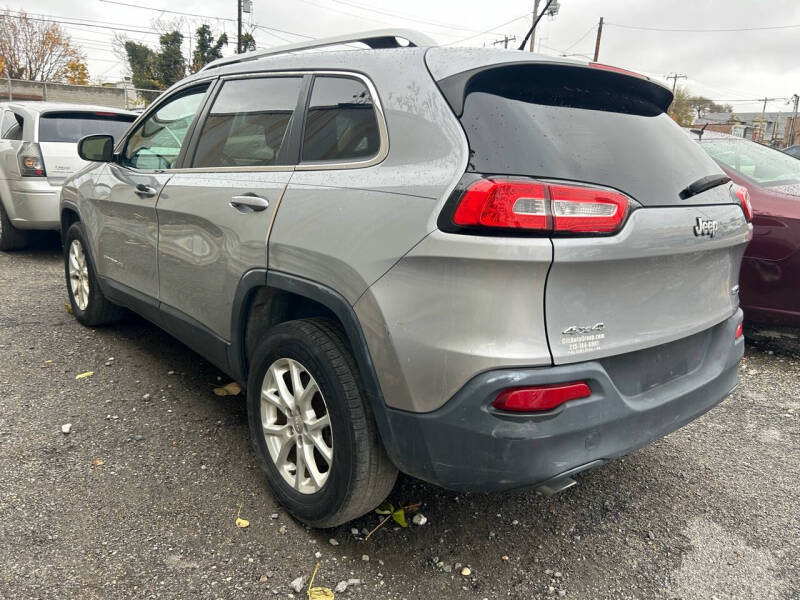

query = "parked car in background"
[[691, 130, 800, 326], [0, 102, 137, 250], [61, 30, 750, 527], [783, 145, 800, 159]]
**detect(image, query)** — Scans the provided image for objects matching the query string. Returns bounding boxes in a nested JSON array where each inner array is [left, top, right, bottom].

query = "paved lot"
[[1, 235, 798, 600]]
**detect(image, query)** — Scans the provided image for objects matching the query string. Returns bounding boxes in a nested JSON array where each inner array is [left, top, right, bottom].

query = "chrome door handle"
[[134, 183, 157, 198], [230, 195, 269, 212]]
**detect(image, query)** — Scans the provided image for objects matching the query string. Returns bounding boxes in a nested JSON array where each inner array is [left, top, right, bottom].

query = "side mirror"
[[78, 135, 115, 162]]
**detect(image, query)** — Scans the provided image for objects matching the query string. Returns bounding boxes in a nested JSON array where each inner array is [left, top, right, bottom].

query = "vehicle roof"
[[0, 101, 137, 117]]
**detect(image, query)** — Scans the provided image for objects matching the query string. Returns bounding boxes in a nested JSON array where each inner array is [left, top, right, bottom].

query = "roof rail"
[[201, 28, 437, 71]]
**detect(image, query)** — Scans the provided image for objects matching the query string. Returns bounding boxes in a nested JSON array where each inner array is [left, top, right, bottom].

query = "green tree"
[[191, 24, 228, 72], [155, 31, 185, 88], [669, 86, 695, 126], [689, 96, 734, 120], [239, 32, 256, 53], [124, 40, 159, 90]]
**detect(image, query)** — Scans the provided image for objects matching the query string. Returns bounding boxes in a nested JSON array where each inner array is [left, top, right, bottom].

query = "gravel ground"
[[1, 235, 798, 600]]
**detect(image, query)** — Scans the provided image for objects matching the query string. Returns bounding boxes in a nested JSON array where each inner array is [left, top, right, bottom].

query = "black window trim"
[[1, 109, 24, 141], [114, 77, 218, 173], [180, 72, 311, 172]]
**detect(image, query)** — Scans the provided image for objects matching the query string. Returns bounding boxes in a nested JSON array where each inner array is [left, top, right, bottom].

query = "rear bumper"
[[380, 310, 744, 492], [7, 182, 60, 230]]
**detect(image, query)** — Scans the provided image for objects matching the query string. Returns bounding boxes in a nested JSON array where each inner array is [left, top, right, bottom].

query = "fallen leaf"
[[391, 507, 408, 528], [75, 371, 94, 380], [307, 563, 334, 600], [213, 382, 242, 396], [91, 459, 105, 466], [235, 502, 249, 528], [375, 501, 394, 515], [64, 303, 73, 315]]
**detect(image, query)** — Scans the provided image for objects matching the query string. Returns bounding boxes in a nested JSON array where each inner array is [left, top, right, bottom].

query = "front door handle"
[[230, 195, 270, 212], [135, 183, 157, 198]]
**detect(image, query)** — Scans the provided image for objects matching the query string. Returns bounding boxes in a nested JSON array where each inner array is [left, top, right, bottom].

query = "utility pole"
[[529, 0, 540, 52], [593, 17, 603, 62], [237, 0, 243, 53], [492, 35, 517, 49], [666, 73, 687, 94], [787, 94, 799, 147], [759, 97, 768, 143]]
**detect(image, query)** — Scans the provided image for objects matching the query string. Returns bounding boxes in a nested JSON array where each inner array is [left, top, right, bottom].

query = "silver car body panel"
[[157, 171, 289, 339], [355, 230, 553, 412]]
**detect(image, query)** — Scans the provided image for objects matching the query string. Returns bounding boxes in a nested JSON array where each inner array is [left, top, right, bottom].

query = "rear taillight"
[[492, 382, 591, 413], [735, 322, 743, 339], [731, 184, 752, 222], [17, 142, 46, 177], [448, 178, 630, 235]]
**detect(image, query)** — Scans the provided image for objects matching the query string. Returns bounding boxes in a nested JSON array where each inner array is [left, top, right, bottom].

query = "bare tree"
[[0, 9, 86, 81]]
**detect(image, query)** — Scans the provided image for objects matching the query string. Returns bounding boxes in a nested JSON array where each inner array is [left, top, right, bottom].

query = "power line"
[[562, 23, 596, 52], [321, 0, 494, 34], [444, 13, 531, 46], [606, 21, 800, 33]]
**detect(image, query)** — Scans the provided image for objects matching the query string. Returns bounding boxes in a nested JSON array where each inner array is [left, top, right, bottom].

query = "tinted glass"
[[301, 76, 380, 163], [1, 111, 22, 140], [458, 65, 725, 206], [193, 77, 301, 168], [123, 86, 207, 170], [38, 112, 135, 143], [702, 138, 800, 186]]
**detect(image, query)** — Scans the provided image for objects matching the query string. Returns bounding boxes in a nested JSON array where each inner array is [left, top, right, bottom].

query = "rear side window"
[[193, 77, 302, 168], [301, 76, 380, 163], [1, 111, 23, 140], [38, 112, 135, 143], [456, 64, 724, 206]]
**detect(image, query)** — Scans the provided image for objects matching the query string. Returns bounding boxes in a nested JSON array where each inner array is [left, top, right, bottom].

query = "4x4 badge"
[[694, 217, 719, 238], [562, 323, 605, 336]]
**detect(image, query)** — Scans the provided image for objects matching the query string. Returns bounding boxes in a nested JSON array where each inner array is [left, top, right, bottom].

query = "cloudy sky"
[[6, 0, 800, 114]]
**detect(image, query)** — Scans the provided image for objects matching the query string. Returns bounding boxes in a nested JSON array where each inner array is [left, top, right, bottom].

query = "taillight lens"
[[18, 142, 46, 177], [448, 178, 630, 235], [731, 184, 752, 222], [493, 382, 591, 413], [735, 322, 743, 339]]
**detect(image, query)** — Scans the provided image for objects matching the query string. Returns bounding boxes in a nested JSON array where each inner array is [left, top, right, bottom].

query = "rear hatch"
[[37, 111, 136, 185], [429, 55, 751, 364]]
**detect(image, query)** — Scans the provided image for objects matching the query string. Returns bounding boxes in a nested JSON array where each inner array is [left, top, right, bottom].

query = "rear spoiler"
[[435, 61, 674, 117]]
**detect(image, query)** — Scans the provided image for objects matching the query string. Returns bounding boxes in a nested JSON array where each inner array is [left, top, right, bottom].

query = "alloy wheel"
[[260, 357, 334, 494], [68, 239, 90, 311]]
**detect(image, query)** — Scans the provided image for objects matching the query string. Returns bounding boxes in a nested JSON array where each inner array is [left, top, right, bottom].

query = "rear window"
[[39, 112, 135, 143], [457, 64, 725, 206]]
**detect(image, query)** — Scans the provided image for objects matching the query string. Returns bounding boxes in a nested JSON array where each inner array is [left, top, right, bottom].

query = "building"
[[694, 111, 799, 146]]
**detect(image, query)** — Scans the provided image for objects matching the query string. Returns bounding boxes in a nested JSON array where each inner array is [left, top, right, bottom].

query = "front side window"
[[122, 86, 208, 170], [2, 111, 23, 141], [301, 76, 380, 163], [193, 77, 302, 168]]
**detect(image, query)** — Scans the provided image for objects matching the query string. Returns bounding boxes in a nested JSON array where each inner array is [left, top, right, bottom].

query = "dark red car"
[[693, 131, 800, 326]]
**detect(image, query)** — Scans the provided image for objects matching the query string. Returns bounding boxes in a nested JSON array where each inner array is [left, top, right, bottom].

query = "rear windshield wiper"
[[679, 174, 731, 200]]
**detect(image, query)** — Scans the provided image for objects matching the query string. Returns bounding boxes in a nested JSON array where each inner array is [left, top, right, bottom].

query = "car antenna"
[[518, 0, 556, 51], [689, 122, 709, 140]]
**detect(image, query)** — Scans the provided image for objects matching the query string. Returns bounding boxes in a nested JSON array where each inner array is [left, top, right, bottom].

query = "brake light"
[[735, 322, 743, 339], [732, 184, 752, 222], [493, 382, 591, 412], [17, 142, 46, 177], [449, 178, 630, 235], [588, 62, 647, 80]]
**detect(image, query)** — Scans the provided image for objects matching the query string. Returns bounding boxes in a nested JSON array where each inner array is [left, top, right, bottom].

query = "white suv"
[[0, 102, 136, 250]]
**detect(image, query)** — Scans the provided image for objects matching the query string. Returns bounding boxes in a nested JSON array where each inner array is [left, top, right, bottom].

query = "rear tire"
[[0, 200, 30, 251], [247, 317, 398, 527], [64, 222, 124, 326]]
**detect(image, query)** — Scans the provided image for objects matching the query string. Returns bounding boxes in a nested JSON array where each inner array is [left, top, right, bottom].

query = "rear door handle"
[[230, 195, 270, 212], [134, 183, 157, 198]]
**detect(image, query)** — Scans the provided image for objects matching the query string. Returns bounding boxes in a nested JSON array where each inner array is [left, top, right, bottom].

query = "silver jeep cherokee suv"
[[60, 30, 751, 527]]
